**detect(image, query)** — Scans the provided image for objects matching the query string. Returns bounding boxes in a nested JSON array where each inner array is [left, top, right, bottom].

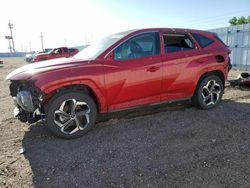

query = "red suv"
[[7, 28, 231, 139], [33, 47, 79, 62]]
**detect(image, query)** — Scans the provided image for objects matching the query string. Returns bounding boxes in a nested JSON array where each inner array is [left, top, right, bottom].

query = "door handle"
[[147, 66, 160, 72]]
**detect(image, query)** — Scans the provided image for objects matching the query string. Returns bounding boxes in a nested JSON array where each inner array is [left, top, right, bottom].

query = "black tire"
[[45, 90, 97, 139], [192, 75, 223, 110]]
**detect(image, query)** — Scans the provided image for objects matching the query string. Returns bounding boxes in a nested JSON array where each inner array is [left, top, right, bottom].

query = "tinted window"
[[63, 48, 68, 53], [215, 35, 227, 46], [114, 32, 160, 60], [192, 33, 214, 48], [163, 33, 195, 53]]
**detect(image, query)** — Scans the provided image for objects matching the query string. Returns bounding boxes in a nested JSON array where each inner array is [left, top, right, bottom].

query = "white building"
[[210, 23, 250, 70]]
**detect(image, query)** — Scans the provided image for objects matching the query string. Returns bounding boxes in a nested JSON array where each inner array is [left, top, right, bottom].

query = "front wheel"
[[192, 75, 223, 109], [45, 91, 97, 139]]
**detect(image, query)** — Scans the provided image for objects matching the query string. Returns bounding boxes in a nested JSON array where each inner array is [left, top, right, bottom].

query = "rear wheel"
[[45, 91, 97, 139], [192, 75, 223, 109]]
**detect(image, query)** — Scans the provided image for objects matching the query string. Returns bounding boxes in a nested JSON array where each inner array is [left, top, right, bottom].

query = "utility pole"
[[5, 36, 12, 53], [8, 20, 15, 53], [40, 32, 44, 51], [8, 39, 12, 53], [29, 41, 32, 52]]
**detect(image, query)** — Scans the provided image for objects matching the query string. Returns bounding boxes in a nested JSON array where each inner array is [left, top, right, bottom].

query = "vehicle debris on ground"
[[229, 72, 250, 87]]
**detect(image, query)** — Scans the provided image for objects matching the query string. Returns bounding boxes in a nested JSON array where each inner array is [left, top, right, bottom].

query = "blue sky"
[[0, 0, 249, 52], [92, 0, 250, 29]]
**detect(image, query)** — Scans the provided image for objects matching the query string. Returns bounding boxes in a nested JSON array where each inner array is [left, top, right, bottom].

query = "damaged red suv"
[[6, 28, 231, 139]]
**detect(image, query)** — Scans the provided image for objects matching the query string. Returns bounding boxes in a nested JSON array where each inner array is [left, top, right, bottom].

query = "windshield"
[[74, 30, 134, 60]]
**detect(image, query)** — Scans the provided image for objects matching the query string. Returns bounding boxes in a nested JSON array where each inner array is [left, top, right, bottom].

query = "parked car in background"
[[6, 28, 231, 139], [33, 47, 79, 62], [25, 54, 34, 63], [25, 49, 52, 62]]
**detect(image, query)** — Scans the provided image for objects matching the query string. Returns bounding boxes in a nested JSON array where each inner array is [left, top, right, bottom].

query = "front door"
[[103, 32, 163, 111]]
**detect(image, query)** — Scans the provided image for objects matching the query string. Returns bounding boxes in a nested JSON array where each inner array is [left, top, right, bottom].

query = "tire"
[[45, 90, 97, 139], [192, 75, 223, 110]]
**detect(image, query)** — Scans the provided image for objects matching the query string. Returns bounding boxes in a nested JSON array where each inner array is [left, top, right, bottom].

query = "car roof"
[[128, 28, 215, 36]]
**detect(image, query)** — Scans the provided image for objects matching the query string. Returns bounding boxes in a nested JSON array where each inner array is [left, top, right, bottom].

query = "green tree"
[[248, 15, 250, 23], [237, 16, 247, 25], [229, 16, 250, 25], [229, 17, 238, 25]]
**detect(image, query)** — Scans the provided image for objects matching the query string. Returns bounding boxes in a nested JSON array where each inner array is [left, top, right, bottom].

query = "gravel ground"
[[0, 58, 250, 188]]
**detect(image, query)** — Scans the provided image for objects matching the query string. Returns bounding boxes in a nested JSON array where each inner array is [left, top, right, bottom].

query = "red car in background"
[[33, 47, 79, 62], [7, 28, 231, 139]]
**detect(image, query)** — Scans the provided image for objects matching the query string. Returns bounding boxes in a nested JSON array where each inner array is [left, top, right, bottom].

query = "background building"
[[210, 23, 250, 70]]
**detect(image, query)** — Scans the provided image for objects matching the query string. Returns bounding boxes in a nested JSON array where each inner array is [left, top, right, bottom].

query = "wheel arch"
[[41, 81, 107, 113], [199, 70, 225, 86], [194, 70, 225, 96]]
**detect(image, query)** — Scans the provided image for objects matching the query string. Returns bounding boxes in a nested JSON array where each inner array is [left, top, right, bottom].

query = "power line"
[[183, 9, 250, 24], [180, 10, 250, 29], [168, 9, 250, 29]]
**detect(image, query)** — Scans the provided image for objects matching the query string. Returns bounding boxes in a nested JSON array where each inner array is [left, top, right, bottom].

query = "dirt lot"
[[0, 58, 250, 188]]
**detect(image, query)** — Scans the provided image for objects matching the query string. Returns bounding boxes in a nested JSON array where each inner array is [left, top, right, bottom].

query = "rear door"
[[103, 32, 163, 110], [161, 32, 199, 100]]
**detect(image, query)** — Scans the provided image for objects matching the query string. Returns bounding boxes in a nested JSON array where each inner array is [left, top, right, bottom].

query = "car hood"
[[6, 57, 88, 80]]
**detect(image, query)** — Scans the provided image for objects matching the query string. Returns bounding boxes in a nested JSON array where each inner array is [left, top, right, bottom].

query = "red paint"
[[7, 28, 231, 113]]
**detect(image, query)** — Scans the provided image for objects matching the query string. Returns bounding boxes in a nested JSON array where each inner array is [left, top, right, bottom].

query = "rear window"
[[63, 48, 68, 53], [192, 33, 214, 48], [214, 35, 227, 46]]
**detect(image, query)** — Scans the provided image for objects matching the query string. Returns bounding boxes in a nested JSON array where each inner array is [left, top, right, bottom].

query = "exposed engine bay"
[[9, 80, 44, 123]]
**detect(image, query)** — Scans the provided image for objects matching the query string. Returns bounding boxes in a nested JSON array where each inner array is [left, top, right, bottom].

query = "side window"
[[114, 32, 160, 60], [63, 48, 68, 53], [163, 33, 195, 53], [192, 33, 214, 48]]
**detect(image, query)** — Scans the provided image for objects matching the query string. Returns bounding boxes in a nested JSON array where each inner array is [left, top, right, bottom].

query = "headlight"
[[16, 90, 35, 112]]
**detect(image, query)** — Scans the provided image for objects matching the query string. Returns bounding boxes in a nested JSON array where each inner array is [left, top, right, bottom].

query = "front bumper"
[[9, 80, 44, 123], [13, 94, 43, 123]]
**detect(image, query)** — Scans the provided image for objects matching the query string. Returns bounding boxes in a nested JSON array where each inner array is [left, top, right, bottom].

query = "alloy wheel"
[[201, 80, 221, 106], [54, 99, 91, 135]]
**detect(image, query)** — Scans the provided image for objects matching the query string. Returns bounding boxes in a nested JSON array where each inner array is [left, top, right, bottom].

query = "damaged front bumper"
[[9, 80, 45, 123]]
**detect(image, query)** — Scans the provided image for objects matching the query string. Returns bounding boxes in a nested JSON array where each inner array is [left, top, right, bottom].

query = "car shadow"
[[22, 99, 250, 187]]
